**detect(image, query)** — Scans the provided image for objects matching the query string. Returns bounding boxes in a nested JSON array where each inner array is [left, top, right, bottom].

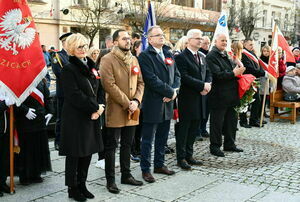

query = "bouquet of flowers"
[[235, 74, 259, 113]]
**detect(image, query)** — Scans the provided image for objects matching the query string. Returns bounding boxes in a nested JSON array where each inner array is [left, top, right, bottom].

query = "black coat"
[[241, 49, 265, 78], [206, 46, 239, 109], [138, 45, 180, 123], [175, 48, 211, 121], [15, 81, 53, 133], [0, 101, 9, 136], [59, 56, 104, 157]]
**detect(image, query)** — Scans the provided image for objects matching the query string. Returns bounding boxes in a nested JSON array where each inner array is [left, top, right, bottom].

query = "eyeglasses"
[[77, 44, 88, 51], [149, 34, 165, 38]]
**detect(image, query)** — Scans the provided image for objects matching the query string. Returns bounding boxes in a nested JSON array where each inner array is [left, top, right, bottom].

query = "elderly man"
[[100, 29, 145, 193], [138, 26, 180, 182], [175, 29, 211, 169], [199, 36, 211, 56], [206, 34, 245, 157]]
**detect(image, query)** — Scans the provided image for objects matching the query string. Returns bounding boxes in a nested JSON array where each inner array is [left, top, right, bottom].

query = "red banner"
[[0, 0, 46, 106]]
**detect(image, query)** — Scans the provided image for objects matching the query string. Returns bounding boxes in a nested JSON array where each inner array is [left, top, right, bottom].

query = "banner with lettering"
[[0, 0, 47, 106]]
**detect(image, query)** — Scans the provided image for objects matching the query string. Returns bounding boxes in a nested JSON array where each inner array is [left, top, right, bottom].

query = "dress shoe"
[[186, 157, 203, 166], [106, 182, 120, 194], [195, 135, 204, 141], [224, 147, 244, 152], [19, 177, 30, 185], [262, 120, 267, 124], [0, 191, 3, 197], [68, 186, 86, 201], [201, 131, 210, 138], [240, 123, 252, 128], [0, 183, 10, 193], [177, 160, 191, 170], [30, 176, 43, 183], [154, 166, 175, 175], [210, 149, 225, 157], [121, 176, 143, 186], [249, 122, 263, 127], [78, 183, 94, 199], [55, 143, 59, 151], [142, 172, 155, 183]]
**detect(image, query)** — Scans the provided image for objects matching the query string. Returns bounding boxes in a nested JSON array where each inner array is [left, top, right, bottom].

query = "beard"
[[119, 45, 130, 52]]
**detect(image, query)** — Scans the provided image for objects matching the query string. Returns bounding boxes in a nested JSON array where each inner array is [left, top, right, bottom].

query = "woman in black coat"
[[59, 33, 104, 201]]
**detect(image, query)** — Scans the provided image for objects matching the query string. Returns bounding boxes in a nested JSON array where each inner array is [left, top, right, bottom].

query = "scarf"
[[111, 46, 133, 67]]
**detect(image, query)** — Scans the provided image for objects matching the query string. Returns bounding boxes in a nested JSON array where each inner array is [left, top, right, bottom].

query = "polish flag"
[[278, 28, 295, 63]]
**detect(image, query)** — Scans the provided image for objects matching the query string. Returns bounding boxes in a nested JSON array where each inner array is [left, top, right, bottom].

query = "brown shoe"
[[142, 172, 155, 183], [154, 166, 175, 175]]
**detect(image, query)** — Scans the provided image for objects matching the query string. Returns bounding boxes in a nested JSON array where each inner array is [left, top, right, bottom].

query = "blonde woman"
[[60, 33, 105, 201], [231, 41, 244, 67], [87, 46, 100, 62], [173, 36, 188, 56]]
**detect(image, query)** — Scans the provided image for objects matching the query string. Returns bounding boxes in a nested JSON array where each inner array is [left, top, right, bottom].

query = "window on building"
[[70, 27, 82, 33], [73, 0, 88, 6], [203, 0, 221, 12], [171, 0, 194, 7], [262, 10, 267, 27], [170, 28, 186, 42]]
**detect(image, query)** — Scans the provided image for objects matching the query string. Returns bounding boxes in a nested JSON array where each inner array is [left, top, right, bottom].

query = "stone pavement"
[[3, 118, 300, 202]]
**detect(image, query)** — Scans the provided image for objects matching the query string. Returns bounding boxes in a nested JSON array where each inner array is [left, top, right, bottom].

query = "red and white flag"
[[0, 0, 47, 106], [268, 22, 279, 79], [278, 28, 295, 64]]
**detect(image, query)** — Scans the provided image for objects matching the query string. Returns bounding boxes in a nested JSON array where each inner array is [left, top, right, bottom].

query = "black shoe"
[[106, 182, 120, 194], [195, 135, 204, 141], [249, 122, 263, 127], [19, 177, 30, 185], [0, 183, 10, 193], [210, 149, 225, 157], [262, 120, 267, 124], [224, 147, 244, 152], [55, 143, 59, 151], [30, 176, 43, 183], [0, 191, 3, 197], [78, 183, 94, 199], [186, 157, 203, 166], [121, 176, 143, 186], [68, 186, 87, 201], [240, 123, 252, 128], [177, 160, 191, 170], [201, 131, 210, 138]]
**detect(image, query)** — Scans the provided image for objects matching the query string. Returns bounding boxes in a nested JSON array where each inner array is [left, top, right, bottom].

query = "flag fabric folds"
[[0, 0, 47, 106], [142, 1, 156, 50], [278, 28, 296, 64]]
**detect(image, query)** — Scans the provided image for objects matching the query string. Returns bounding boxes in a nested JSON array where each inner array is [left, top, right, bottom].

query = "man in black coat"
[[0, 97, 14, 196], [206, 34, 245, 157], [175, 29, 211, 170], [138, 26, 180, 183], [51, 32, 73, 150], [240, 38, 266, 128]]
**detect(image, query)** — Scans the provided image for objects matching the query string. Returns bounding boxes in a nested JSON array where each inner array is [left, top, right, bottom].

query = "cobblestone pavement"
[[3, 118, 300, 202]]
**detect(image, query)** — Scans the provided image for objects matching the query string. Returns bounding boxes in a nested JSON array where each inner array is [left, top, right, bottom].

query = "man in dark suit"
[[240, 38, 266, 128], [51, 32, 73, 150], [175, 29, 211, 170], [206, 34, 245, 157], [138, 26, 180, 183]]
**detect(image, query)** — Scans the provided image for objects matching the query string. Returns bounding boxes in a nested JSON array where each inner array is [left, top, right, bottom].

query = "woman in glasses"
[[59, 33, 104, 201]]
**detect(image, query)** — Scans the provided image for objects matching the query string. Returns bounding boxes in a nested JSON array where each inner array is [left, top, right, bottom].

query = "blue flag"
[[142, 1, 156, 50]]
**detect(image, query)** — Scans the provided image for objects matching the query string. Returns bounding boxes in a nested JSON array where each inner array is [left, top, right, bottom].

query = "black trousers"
[[55, 97, 64, 144], [240, 90, 261, 124], [131, 110, 143, 156], [104, 126, 135, 183], [65, 155, 92, 186], [176, 120, 200, 162], [0, 134, 9, 185], [210, 107, 238, 150]]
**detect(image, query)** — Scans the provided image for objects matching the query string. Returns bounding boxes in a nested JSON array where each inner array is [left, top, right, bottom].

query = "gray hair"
[[105, 35, 112, 42], [147, 25, 162, 36], [186, 29, 202, 39]]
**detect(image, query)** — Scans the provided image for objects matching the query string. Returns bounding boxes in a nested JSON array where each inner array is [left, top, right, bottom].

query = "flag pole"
[[260, 78, 269, 127], [9, 105, 15, 194]]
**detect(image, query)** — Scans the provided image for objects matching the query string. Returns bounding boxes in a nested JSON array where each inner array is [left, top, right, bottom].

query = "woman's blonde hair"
[[261, 45, 271, 54], [65, 33, 89, 56], [87, 46, 100, 59], [231, 41, 243, 60], [173, 36, 188, 52]]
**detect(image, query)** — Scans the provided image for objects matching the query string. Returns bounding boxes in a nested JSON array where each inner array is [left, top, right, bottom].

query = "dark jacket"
[[206, 46, 239, 109], [59, 56, 103, 157], [51, 49, 69, 98], [138, 45, 180, 123], [0, 101, 9, 136], [175, 48, 211, 121], [242, 49, 265, 78], [15, 81, 53, 133]]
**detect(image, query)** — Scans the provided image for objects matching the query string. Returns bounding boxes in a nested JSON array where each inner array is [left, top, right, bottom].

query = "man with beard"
[[100, 29, 145, 194]]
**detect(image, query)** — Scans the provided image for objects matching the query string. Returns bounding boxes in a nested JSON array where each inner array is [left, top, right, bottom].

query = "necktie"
[[159, 51, 165, 61], [194, 53, 200, 65]]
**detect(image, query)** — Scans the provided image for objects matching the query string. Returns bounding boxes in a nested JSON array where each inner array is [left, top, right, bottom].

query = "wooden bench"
[[270, 89, 300, 124]]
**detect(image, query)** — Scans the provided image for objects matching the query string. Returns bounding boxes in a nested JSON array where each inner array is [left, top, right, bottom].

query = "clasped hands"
[[200, 82, 212, 95], [163, 90, 177, 103], [91, 104, 105, 120], [128, 100, 139, 114]]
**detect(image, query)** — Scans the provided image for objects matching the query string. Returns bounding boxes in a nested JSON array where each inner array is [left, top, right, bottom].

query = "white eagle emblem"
[[0, 9, 36, 55]]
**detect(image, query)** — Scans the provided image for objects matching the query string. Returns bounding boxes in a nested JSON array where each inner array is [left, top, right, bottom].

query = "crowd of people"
[[0, 25, 300, 201]]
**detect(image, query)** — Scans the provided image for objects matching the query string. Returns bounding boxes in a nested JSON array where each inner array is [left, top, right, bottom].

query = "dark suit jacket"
[[175, 48, 211, 121], [241, 48, 265, 78], [138, 45, 180, 123], [51, 49, 69, 98], [206, 46, 239, 109]]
